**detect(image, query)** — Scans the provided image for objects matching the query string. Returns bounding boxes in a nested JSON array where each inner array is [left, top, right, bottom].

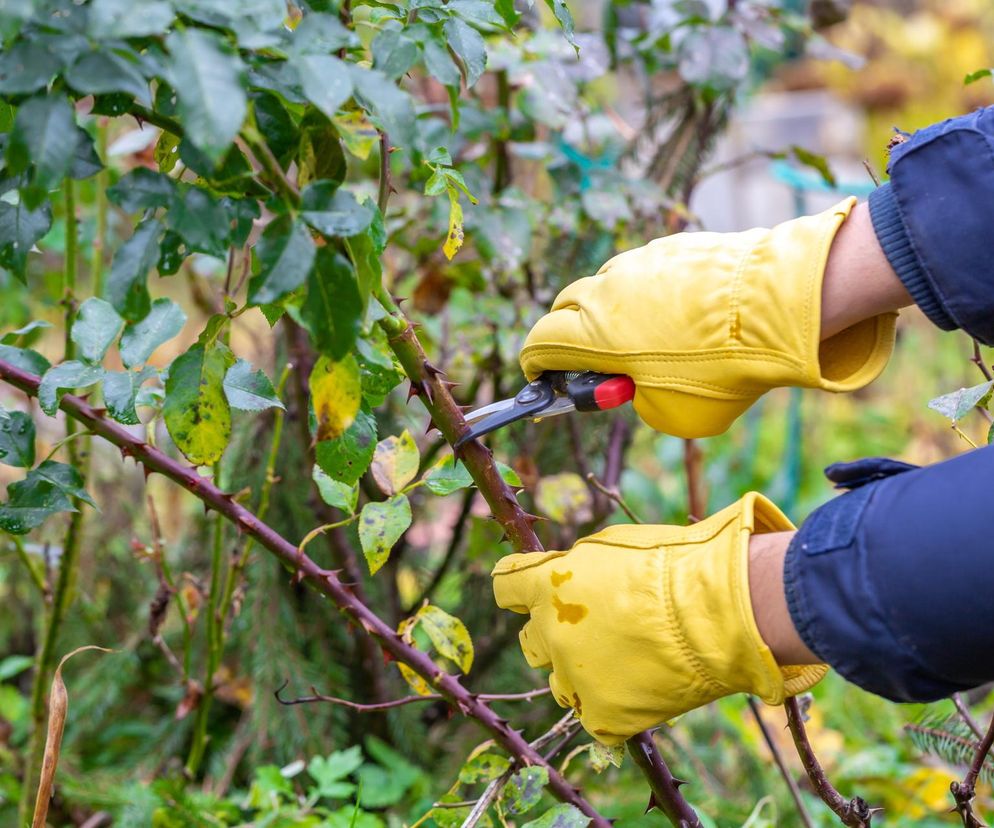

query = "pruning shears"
[[455, 371, 636, 448]]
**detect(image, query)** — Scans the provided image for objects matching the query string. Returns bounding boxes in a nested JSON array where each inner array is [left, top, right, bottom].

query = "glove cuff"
[[673, 493, 828, 706]]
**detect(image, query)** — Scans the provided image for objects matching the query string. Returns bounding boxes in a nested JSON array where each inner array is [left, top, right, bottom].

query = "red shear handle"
[[567, 373, 636, 412]]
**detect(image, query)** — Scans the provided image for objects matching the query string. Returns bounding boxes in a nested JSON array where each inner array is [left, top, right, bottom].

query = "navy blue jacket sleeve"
[[868, 106, 994, 344], [784, 447, 994, 702]]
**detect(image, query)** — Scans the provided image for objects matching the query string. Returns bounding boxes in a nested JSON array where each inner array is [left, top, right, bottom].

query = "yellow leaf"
[[309, 354, 361, 442], [536, 472, 593, 524], [371, 430, 420, 495], [332, 111, 378, 160], [416, 603, 474, 674], [397, 662, 434, 696], [442, 186, 464, 260]]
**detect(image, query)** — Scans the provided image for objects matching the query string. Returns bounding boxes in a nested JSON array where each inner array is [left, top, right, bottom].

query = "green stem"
[[129, 104, 184, 138], [19, 180, 86, 827], [217, 365, 291, 629], [241, 129, 300, 209], [10, 535, 46, 597], [91, 119, 109, 297], [186, 468, 226, 777]]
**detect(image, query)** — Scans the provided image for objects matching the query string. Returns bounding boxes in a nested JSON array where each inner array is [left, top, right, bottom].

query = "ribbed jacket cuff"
[[868, 183, 956, 331]]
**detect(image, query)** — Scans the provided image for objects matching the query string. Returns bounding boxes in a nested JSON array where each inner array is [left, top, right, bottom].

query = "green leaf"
[[292, 53, 353, 120], [371, 430, 419, 496], [0, 409, 35, 467], [6, 96, 77, 207], [103, 367, 155, 425], [497, 461, 522, 487], [157, 230, 187, 275], [163, 342, 236, 466], [316, 407, 376, 486], [458, 751, 511, 784], [344, 206, 386, 309], [87, 0, 176, 37], [965, 68, 993, 85], [310, 353, 361, 442], [2, 321, 51, 345], [166, 186, 230, 257], [0, 200, 52, 279], [223, 358, 284, 411], [358, 494, 411, 574], [422, 35, 461, 87], [296, 110, 346, 191], [424, 454, 474, 496], [444, 18, 487, 87], [372, 29, 419, 80], [119, 298, 187, 368], [287, 12, 353, 55], [416, 604, 474, 673], [0, 42, 57, 95], [0, 654, 34, 682], [349, 66, 418, 150], [0, 345, 50, 377], [499, 766, 549, 815], [38, 361, 105, 416], [71, 298, 125, 365], [0, 461, 93, 535], [107, 168, 177, 213], [522, 805, 590, 828], [307, 747, 363, 800], [544, 0, 578, 53], [790, 145, 837, 189], [928, 381, 994, 424], [166, 29, 247, 163], [248, 215, 316, 305], [301, 249, 362, 360], [313, 465, 358, 514], [65, 50, 151, 106], [106, 218, 162, 322], [300, 182, 375, 238], [253, 91, 298, 165], [69, 127, 102, 180]]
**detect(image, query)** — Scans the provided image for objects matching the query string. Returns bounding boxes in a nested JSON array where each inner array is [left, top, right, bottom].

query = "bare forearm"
[[820, 200, 912, 340]]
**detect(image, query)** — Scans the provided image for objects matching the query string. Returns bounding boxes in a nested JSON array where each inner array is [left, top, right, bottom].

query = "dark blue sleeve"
[[783, 447, 994, 702], [868, 106, 994, 345]]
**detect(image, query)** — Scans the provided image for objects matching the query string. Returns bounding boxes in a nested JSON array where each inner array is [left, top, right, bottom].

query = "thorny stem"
[[784, 696, 876, 827], [379, 310, 700, 826], [950, 712, 994, 827], [746, 697, 815, 828], [275, 680, 551, 710], [0, 359, 613, 827], [954, 693, 986, 742], [378, 131, 392, 214], [627, 730, 703, 828], [240, 130, 300, 208], [20, 181, 87, 827], [91, 119, 109, 296]]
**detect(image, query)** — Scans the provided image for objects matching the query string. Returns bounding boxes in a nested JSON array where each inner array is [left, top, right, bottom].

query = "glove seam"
[[520, 344, 805, 368], [727, 239, 752, 344], [663, 546, 726, 698]]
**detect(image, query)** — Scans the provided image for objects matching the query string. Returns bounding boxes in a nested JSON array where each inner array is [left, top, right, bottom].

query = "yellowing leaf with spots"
[[397, 662, 433, 696], [416, 603, 474, 674], [309, 354, 361, 442], [164, 341, 235, 466], [358, 493, 411, 574], [371, 429, 419, 495], [442, 185, 464, 260], [536, 472, 593, 524]]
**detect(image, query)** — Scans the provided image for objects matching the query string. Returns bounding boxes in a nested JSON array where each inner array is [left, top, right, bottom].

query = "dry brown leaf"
[[32, 645, 114, 828]]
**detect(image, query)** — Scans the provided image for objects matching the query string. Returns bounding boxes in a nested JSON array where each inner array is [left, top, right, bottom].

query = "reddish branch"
[[746, 697, 815, 828], [275, 680, 550, 710], [384, 318, 701, 825], [784, 697, 876, 827], [0, 358, 610, 828]]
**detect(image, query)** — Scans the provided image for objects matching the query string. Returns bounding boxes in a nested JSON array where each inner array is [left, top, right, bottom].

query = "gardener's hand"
[[520, 199, 909, 438], [491, 494, 827, 745]]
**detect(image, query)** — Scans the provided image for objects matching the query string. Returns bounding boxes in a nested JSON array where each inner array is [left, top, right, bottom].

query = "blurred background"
[[3, 0, 994, 826]]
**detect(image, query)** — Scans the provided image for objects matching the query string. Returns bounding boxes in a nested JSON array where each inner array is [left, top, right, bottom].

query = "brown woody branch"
[[0, 358, 610, 828], [785, 696, 877, 827], [381, 315, 702, 825], [275, 679, 550, 710], [950, 712, 994, 828]]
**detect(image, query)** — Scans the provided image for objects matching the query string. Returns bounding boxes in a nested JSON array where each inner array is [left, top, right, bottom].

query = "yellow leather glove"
[[491, 493, 827, 745], [520, 198, 896, 438]]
